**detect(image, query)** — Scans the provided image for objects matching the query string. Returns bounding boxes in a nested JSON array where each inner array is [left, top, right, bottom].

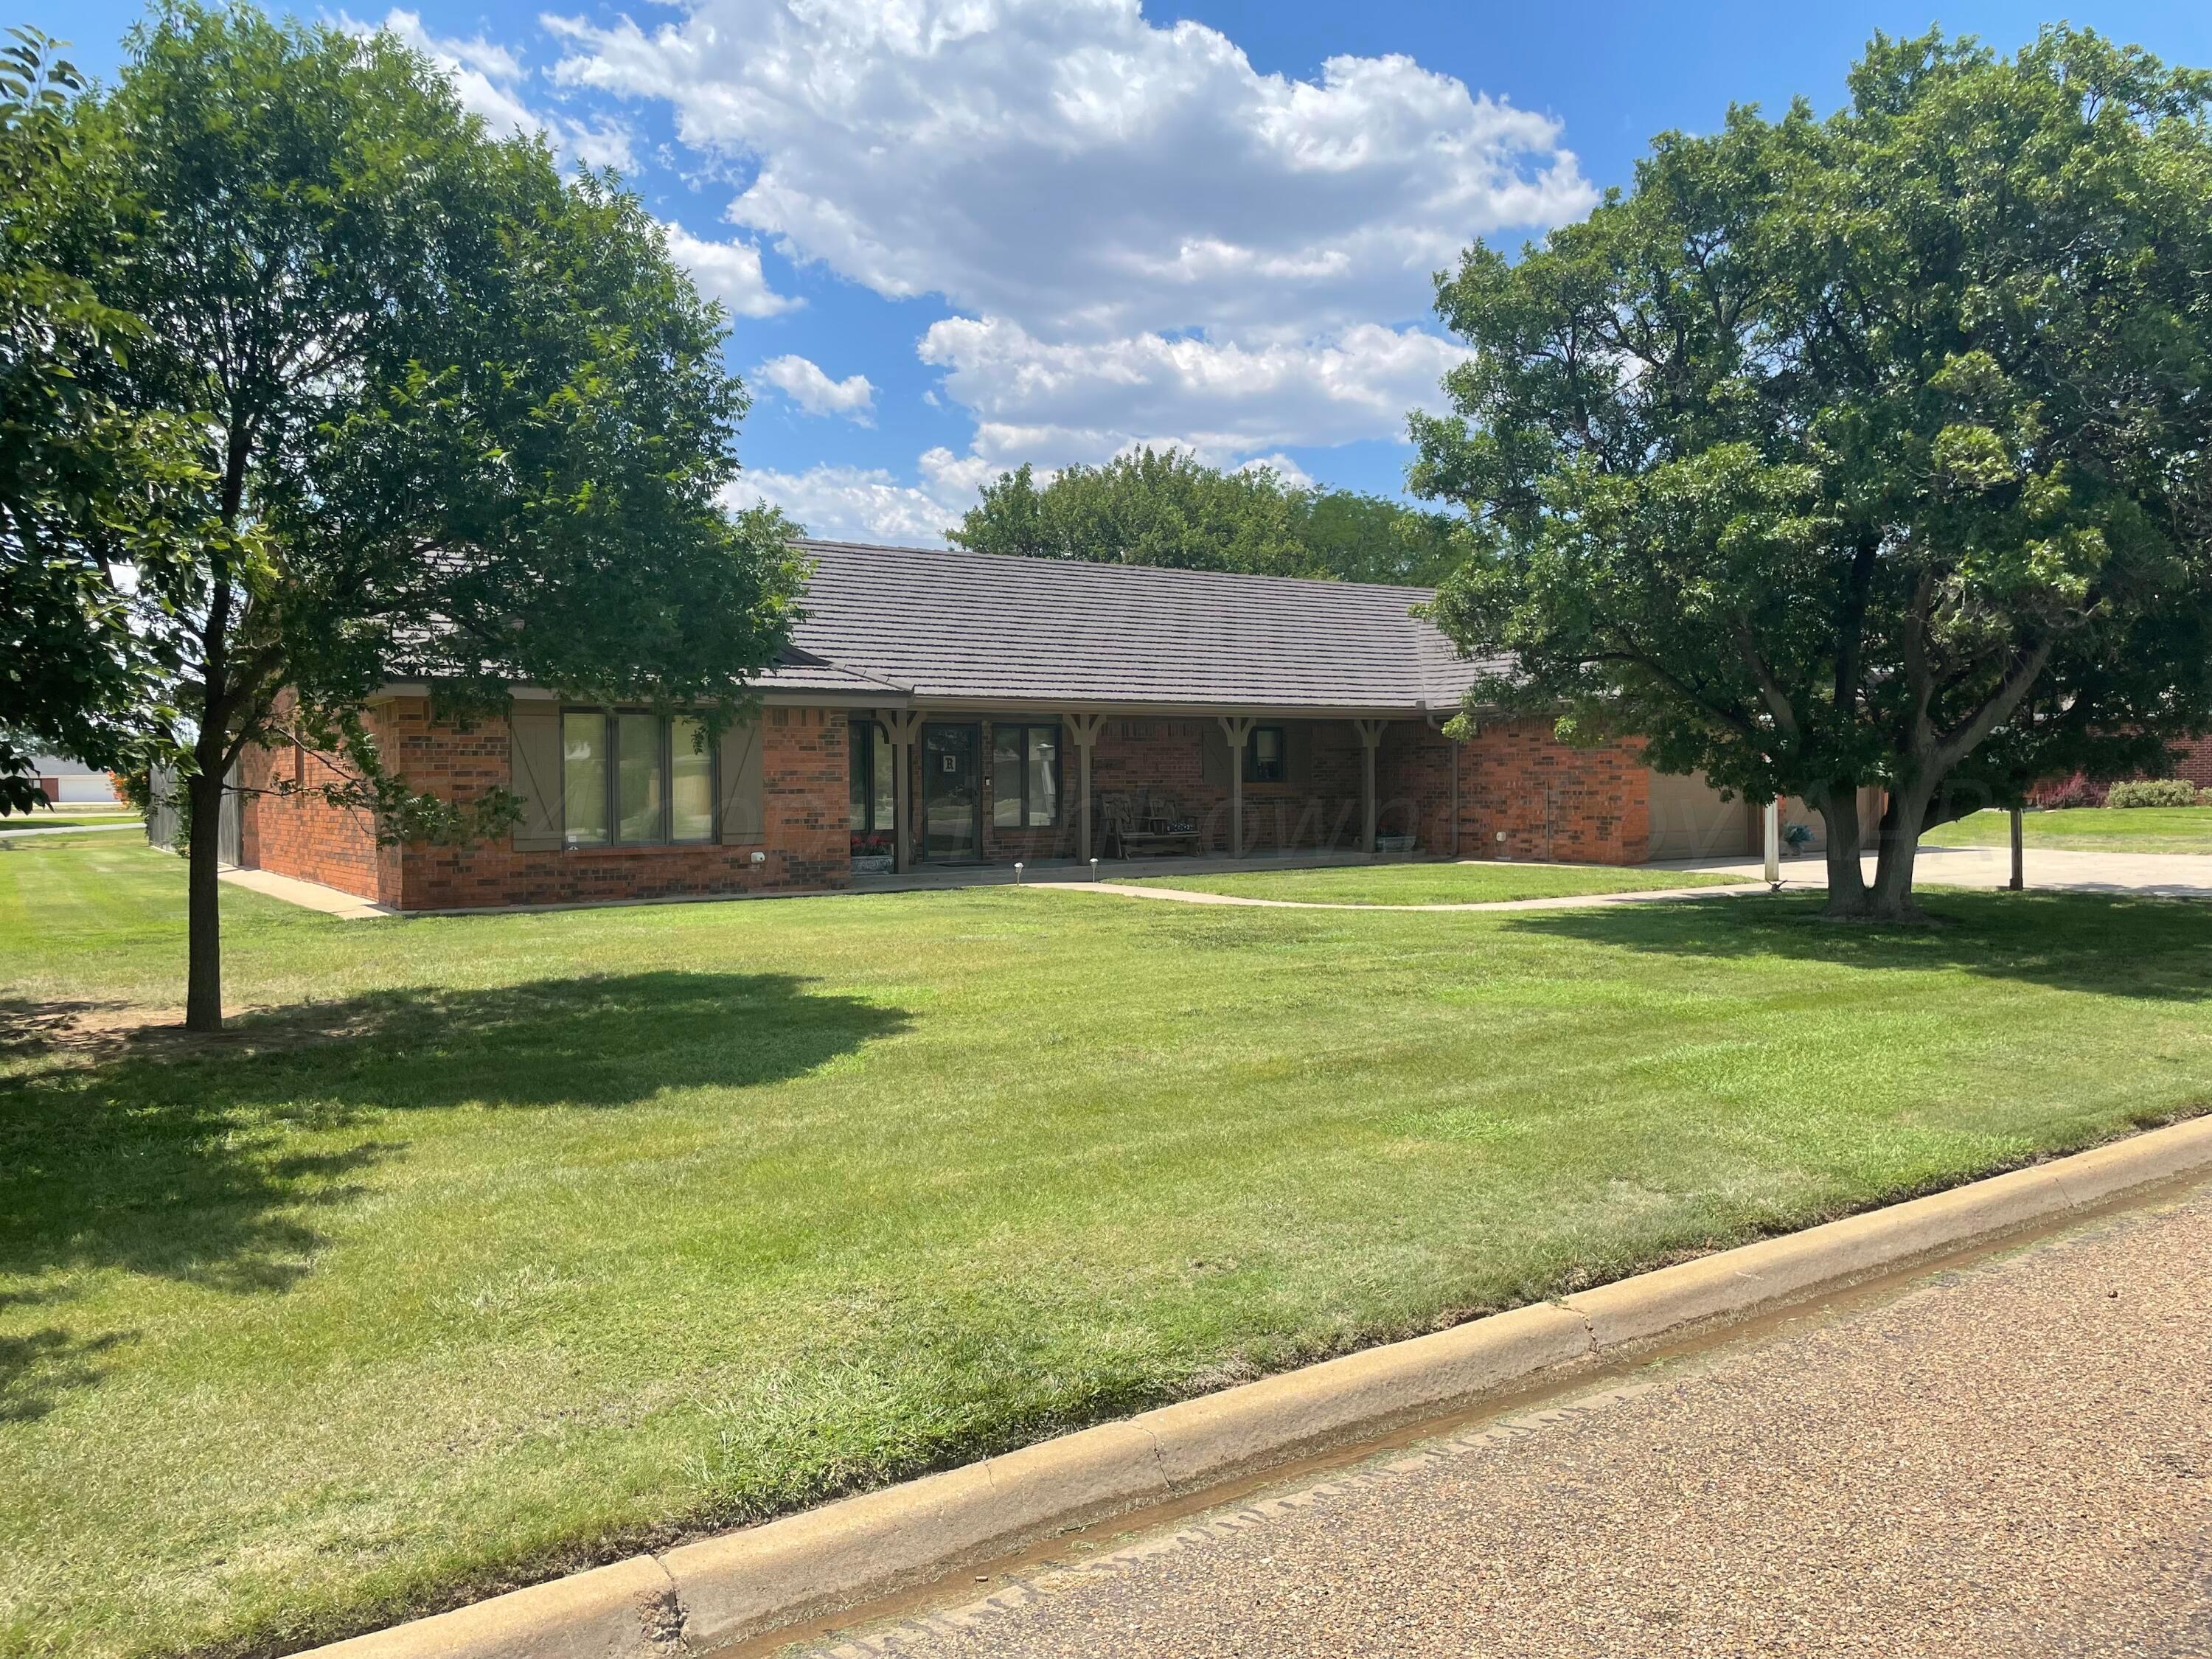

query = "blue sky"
[[27, 1, 2212, 544]]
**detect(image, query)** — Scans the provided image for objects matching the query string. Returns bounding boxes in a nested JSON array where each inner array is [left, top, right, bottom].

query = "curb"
[[303, 1113, 2212, 1659]]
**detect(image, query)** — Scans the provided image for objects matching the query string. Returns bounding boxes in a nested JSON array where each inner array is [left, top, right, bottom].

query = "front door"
[[922, 723, 981, 860]]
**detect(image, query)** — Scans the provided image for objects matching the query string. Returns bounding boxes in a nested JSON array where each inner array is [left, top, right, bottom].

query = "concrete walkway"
[[218, 865, 389, 919], [1039, 877, 1769, 914], [1661, 841, 2212, 899], [0, 819, 142, 838], [1034, 842, 2212, 914], [790, 1174, 2212, 1659]]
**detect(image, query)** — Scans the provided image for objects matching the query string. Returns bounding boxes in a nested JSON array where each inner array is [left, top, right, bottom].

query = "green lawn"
[[1130, 860, 1742, 905], [4, 835, 2211, 1659], [1924, 805, 2212, 856]]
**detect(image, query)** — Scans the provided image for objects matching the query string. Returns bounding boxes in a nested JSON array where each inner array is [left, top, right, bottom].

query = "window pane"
[[1250, 726, 1285, 782], [672, 717, 714, 843], [992, 726, 1024, 828], [1028, 728, 1059, 827], [562, 712, 608, 847], [871, 726, 894, 830], [617, 712, 663, 843], [849, 718, 872, 830]]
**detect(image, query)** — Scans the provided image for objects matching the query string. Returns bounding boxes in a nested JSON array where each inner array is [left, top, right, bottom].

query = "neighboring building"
[[234, 540, 1776, 911], [2031, 734, 2212, 806], [26, 754, 119, 805]]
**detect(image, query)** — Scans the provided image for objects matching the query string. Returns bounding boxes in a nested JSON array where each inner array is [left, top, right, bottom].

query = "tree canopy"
[[950, 447, 1466, 587], [0, 28, 201, 810], [1411, 27, 2212, 919], [25, 5, 802, 1025]]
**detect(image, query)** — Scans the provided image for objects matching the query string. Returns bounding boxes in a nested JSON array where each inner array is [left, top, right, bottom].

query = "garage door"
[[1646, 770, 1755, 860]]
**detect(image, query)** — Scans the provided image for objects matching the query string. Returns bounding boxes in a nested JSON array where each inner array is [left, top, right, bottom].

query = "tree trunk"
[[1824, 779, 1933, 923], [1812, 787, 1868, 914], [185, 768, 226, 1032]]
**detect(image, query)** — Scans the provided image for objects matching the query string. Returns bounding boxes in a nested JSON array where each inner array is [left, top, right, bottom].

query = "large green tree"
[[44, 6, 801, 1027], [1412, 27, 2212, 920], [951, 445, 1464, 585]]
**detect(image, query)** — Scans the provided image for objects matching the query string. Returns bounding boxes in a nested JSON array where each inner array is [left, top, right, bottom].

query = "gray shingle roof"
[[768, 540, 1503, 714]]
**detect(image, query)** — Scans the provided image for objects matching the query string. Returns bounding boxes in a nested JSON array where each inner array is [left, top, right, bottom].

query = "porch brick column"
[[880, 710, 924, 874], [1066, 712, 1108, 863], [1217, 715, 1256, 856], [1354, 718, 1388, 854]]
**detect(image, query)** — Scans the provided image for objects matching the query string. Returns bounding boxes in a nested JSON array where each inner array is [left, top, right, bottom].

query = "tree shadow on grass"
[[1498, 888, 2212, 1001], [0, 972, 911, 1309]]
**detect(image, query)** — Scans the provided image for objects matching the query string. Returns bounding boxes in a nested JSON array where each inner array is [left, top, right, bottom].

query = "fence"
[[142, 762, 240, 863]]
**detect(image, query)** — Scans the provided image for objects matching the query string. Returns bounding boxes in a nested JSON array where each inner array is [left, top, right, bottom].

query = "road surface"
[[789, 1175, 2212, 1659]]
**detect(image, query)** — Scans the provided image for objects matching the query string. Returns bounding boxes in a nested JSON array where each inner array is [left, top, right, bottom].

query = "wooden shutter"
[[719, 719, 765, 844], [509, 704, 563, 851], [1200, 723, 1230, 788]]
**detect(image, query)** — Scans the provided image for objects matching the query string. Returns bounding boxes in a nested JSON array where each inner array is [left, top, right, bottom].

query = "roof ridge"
[[791, 538, 1439, 602]]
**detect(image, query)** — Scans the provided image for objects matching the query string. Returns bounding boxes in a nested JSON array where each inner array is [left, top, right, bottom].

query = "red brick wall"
[[236, 696, 389, 900], [1444, 718, 1651, 865], [393, 700, 850, 911], [2177, 735, 2212, 788]]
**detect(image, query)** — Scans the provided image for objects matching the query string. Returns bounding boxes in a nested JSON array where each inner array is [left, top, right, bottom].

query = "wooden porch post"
[[1217, 715, 1256, 855], [880, 710, 924, 874], [1066, 712, 1108, 862], [1354, 719, 1387, 854]]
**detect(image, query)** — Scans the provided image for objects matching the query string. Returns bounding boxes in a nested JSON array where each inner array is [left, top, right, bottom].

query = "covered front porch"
[[847, 706, 1457, 877]]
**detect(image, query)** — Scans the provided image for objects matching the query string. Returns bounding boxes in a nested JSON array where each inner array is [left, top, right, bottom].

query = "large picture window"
[[561, 711, 715, 847], [1244, 724, 1287, 784], [992, 723, 1061, 828]]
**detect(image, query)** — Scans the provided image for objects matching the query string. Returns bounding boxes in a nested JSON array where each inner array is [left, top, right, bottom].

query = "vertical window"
[[616, 712, 661, 842], [992, 724, 1062, 827], [871, 724, 894, 829], [851, 720, 898, 834], [561, 710, 716, 847], [563, 712, 609, 847], [670, 717, 714, 843], [1245, 725, 1286, 784]]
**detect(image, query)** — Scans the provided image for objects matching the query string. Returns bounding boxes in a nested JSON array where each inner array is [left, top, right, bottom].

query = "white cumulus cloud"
[[734, 466, 964, 547], [917, 316, 1471, 476], [662, 223, 801, 319], [369, 9, 637, 172], [753, 354, 876, 422], [540, 0, 1596, 538], [547, 0, 1591, 340]]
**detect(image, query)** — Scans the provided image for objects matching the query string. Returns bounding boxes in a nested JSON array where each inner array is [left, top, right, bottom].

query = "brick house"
[[233, 540, 1776, 912]]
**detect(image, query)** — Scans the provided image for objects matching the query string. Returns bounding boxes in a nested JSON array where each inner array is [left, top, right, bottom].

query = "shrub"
[[2104, 779, 2205, 809]]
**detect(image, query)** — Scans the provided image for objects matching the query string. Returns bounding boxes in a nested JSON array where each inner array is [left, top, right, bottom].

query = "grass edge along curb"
[[306, 1112, 2212, 1659]]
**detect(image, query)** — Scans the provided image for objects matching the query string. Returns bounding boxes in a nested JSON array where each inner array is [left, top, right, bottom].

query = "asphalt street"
[[791, 1175, 2212, 1659]]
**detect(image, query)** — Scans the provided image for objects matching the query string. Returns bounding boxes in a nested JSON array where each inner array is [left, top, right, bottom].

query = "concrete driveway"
[[1658, 841, 2212, 900], [786, 1175, 2212, 1659]]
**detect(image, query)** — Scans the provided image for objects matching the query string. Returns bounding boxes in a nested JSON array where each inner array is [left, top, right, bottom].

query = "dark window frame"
[[562, 708, 718, 849], [991, 721, 1064, 830], [1244, 724, 1287, 785]]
